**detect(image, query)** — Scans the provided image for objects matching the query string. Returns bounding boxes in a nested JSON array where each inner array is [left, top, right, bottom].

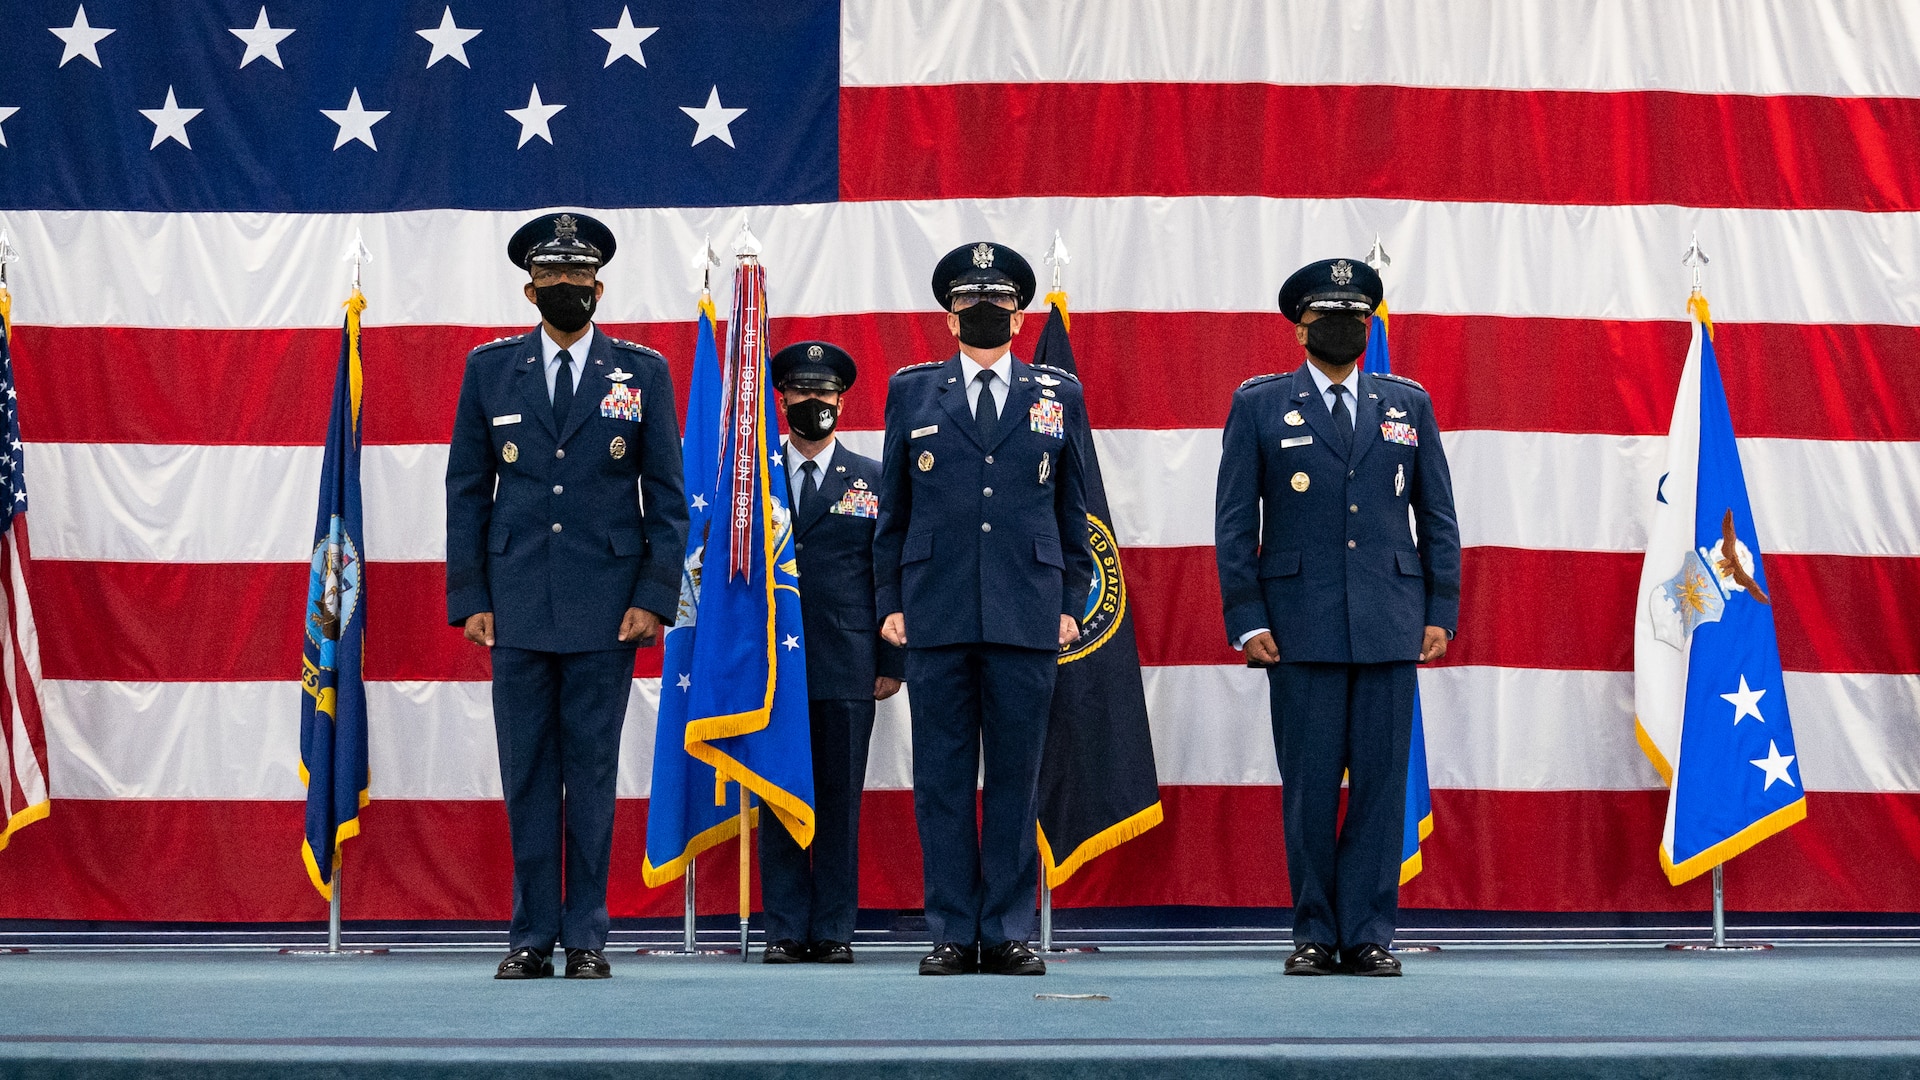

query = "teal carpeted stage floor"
[[3, 945, 1920, 1078]]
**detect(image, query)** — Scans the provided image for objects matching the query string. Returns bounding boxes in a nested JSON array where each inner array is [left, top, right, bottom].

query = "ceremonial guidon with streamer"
[[644, 257, 814, 883]]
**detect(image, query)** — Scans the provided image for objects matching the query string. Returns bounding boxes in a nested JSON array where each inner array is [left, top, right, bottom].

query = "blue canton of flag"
[[1634, 296, 1805, 884], [1364, 302, 1436, 884], [0, 1, 838, 213], [299, 289, 369, 898]]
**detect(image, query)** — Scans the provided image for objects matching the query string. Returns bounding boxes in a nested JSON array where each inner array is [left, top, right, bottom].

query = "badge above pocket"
[[600, 382, 642, 421], [1029, 398, 1065, 438]]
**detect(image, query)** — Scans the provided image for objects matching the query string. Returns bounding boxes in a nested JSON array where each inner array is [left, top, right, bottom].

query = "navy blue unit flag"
[[299, 289, 370, 898], [643, 264, 814, 885], [1031, 295, 1164, 887], [1364, 303, 1436, 883], [1635, 295, 1805, 884]]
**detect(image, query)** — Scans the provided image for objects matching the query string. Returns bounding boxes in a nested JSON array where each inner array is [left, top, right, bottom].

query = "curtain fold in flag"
[[0, 286, 50, 853], [1364, 302, 1437, 884], [1634, 295, 1806, 885], [298, 289, 370, 898], [1032, 292, 1164, 888], [644, 262, 813, 885]]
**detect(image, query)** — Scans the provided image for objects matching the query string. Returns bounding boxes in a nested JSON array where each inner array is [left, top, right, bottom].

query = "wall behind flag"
[[2, 0, 1919, 919]]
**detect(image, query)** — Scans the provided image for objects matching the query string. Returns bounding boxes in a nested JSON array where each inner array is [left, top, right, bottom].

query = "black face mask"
[[956, 302, 1015, 348], [785, 397, 839, 442], [534, 282, 597, 334], [1304, 315, 1368, 364]]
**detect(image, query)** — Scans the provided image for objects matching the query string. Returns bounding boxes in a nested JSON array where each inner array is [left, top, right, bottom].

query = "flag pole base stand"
[[637, 947, 737, 957], [1664, 941, 1772, 952], [1391, 944, 1442, 953], [1044, 945, 1099, 954], [2, 947, 28, 954], [277, 947, 389, 956]]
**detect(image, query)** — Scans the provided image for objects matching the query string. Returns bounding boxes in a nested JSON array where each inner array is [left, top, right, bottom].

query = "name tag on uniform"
[[1381, 420, 1419, 447], [600, 383, 642, 421], [830, 489, 879, 518], [1029, 399, 1065, 438], [1280, 435, 1313, 448], [492, 414, 522, 426], [911, 425, 939, 439]]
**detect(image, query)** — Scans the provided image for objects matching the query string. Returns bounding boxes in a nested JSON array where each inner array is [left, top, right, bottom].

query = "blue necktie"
[[551, 349, 574, 432], [1328, 383, 1353, 459]]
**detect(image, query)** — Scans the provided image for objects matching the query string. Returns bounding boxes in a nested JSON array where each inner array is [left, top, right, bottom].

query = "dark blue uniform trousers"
[[1269, 661, 1417, 951], [907, 643, 1056, 947], [759, 698, 877, 945], [490, 645, 636, 954]]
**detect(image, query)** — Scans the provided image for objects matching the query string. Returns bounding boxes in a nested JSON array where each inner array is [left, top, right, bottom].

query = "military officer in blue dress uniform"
[[759, 340, 907, 966], [874, 242, 1094, 977], [1214, 257, 1461, 977], [446, 212, 688, 981]]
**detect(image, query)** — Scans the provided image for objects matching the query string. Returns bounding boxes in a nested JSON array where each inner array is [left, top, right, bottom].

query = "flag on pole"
[[643, 258, 813, 885], [1362, 301, 1436, 884], [1635, 293, 1805, 885], [0, 272, 50, 854], [298, 288, 370, 898], [1030, 291, 1164, 888]]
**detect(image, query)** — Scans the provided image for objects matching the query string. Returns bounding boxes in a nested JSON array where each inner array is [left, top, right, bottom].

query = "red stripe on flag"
[[32, 549, 1915, 682], [5, 788, 1919, 919], [18, 317, 1920, 443], [840, 83, 1920, 211]]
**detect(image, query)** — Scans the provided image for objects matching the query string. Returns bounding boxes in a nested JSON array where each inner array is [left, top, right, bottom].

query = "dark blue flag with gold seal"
[[299, 288, 370, 899], [1363, 301, 1436, 884], [1031, 291, 1163, 888]]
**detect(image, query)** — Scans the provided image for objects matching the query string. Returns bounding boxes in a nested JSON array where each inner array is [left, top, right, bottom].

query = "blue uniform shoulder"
[[1029, 363, 1079, 384], [1233, 372, 1288, 395], [890, 360, 945, 380], [467, 333, 526, 359], [607, 337, 667, 366], [1366, 370, 1428, 396], [835, 444, 882, 475]]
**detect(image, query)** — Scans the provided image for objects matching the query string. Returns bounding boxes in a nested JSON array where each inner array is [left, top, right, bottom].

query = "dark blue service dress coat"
[[874, 354, 1094, 948], [760, 442, 906, 946], [443, 325, 688, 955], [1213, 361, 1461, 954]]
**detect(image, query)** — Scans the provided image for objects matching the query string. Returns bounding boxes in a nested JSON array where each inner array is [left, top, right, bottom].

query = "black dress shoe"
[[809, 940, 854, 964], [762, 939, 810, 964], [1344, 943, 1403, 977], [918, 942, 978, 976], [1283, 942, 1340, 976], [494, 947, 553, 980], [564, 948, 611, 979], [980, 940, 1046, 976]]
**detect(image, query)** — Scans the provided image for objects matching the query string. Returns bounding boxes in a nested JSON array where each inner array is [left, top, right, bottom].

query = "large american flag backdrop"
[[1, 0, 1917, 921]]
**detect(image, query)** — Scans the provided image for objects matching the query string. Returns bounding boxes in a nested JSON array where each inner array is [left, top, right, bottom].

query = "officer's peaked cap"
[[1278, 257, 1383, 323], [932, 241, 1036, 311], [509, 212, 617, 271]]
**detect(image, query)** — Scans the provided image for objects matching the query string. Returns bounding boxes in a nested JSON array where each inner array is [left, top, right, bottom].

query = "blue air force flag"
[[1364, 303, 1435, 884], [1634, 296, 1805, 885], [299, 290, 370, 898], [642, 265, 814, 885]]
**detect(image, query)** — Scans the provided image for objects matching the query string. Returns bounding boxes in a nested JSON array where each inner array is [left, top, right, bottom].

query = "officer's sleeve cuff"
[[1234, 628, 1270, 651]]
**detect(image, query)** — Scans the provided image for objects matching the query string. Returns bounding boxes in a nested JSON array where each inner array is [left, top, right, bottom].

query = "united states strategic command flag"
[[1364, 302, 1436, 884], [1635, 293, 1805, 884], [644, 260, 813, 885], [1031, 294, 1163, 887], [299, 289, 370, 898]]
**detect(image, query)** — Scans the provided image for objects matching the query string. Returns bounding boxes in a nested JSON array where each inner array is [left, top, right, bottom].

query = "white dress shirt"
[[959, 348, 1013, 416], [539, 324, 595, 403], [1306, 360, 1359, 428], [785, 437, 837, 505]]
